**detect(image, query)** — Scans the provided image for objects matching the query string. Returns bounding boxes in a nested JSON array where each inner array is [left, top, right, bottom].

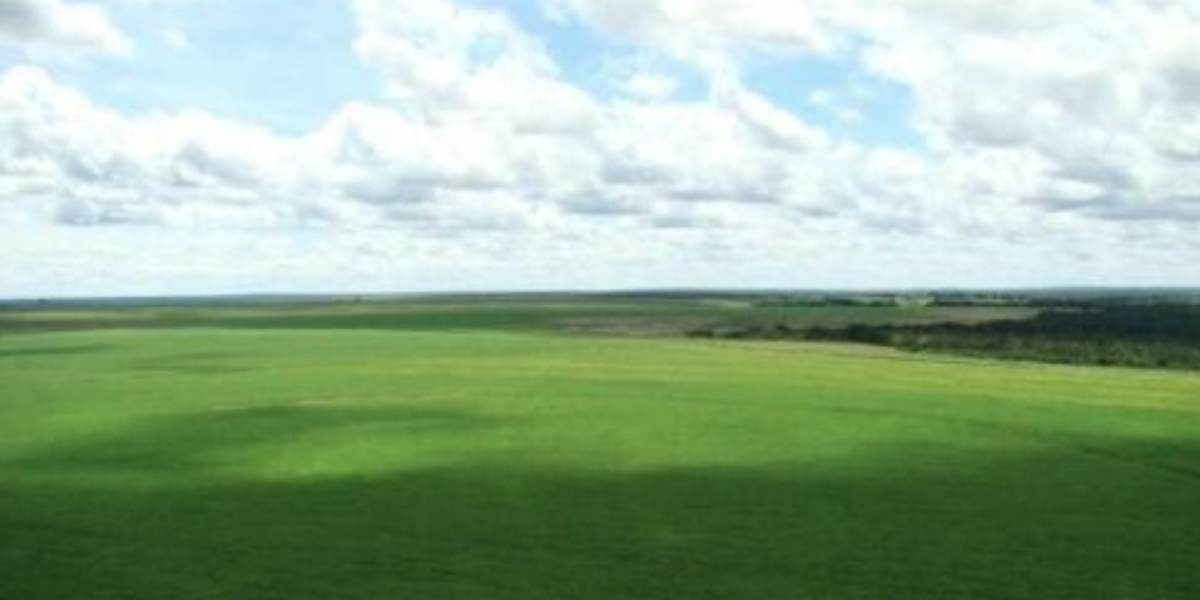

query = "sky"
[[0, 0, 1198, 297]]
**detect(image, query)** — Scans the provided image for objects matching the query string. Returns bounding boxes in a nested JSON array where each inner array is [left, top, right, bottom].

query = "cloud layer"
[[0, 0, 130, 56], [0, 0, 1197, 295]]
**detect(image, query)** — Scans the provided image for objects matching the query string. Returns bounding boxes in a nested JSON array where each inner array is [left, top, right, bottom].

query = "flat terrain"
[[0, 297, 1034, 336], [1, 300, 1198, 598]]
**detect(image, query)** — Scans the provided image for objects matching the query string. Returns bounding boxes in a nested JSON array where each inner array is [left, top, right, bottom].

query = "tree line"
[[692, 304, 1200, 370]]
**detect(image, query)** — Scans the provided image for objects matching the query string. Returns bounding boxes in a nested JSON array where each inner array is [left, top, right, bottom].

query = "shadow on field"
[[8, 405, 496, 477], [0, 344, 110, 359], [128, 352, 258, 376], [1, 409, 1198, 600]]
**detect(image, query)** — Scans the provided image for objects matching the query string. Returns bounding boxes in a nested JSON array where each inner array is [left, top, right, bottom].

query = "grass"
[[0, 296, 1035, 336], [1, 302, 1198, 599]]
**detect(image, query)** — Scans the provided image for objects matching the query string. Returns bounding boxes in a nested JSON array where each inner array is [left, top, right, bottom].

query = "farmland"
[[1, 297, 1198, 599]]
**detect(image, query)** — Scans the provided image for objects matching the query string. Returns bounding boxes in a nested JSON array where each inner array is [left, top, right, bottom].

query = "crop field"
[[1, 300, 1198, 599]]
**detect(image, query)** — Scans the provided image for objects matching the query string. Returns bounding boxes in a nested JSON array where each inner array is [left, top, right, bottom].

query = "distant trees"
[[694, 304, 1200, 371]]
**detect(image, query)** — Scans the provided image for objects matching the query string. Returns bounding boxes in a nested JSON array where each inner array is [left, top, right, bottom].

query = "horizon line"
[[3, 286, 1200, 305]]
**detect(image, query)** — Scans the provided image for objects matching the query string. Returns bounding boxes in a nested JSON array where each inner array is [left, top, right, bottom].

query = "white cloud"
[[0, 66, 302, 227], [1, 0, 1198, 295], [550, 0, 1200, 225], [543, 0, 839, 59], [352, 0, 595, 132], [841, 1, 1200, 224], [0, 0, 132, 56], [616, 69, 679, 101]]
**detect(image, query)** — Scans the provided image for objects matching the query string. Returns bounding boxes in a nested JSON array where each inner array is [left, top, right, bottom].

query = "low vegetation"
[[696, 303, 1200, 370], [1, 294, 1198, 598]]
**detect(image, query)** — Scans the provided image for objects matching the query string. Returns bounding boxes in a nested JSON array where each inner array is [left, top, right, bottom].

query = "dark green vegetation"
[[2, 294, 1199, 599], [697, 303, 1200, 370], [808, 304, 1200, 369]]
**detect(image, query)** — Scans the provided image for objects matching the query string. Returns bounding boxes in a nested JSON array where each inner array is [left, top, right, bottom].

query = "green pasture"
[[0, 305, 1197, 598], [0, 296, 1033, 335]]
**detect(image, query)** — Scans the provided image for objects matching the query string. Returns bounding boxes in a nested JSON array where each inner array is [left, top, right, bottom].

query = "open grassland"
[[1, 304, 1198, 599], [0, 296, 1035, 336]]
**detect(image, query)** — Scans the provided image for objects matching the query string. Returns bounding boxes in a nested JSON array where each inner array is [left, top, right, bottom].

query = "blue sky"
[[0, 0, 1196, 296], [15, 0, 376, 133], [2, 0, 918, 144], [743, 51, 922, 149]]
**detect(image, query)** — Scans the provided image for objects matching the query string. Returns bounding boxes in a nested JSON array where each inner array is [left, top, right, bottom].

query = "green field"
[[1, 301, 1198, 599]]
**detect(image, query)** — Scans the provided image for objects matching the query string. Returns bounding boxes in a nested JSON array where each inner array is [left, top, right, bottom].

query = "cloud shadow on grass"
[[127, 352, 259, 376], [7, 404, 498, 477], [1, 406, 1198, 600], [0, 344, 111, 360]]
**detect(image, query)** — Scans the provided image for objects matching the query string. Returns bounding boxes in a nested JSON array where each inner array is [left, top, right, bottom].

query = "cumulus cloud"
[[5, 0, 1198, 229], [0, 0, 131, 56], [0, 66, 304, 227], [0, 0, 1197, 294], [543, 0, 840, 61], [547, 0, 1200, 225], [616, 70, 679, 102], [353, 0, 595, 132]]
